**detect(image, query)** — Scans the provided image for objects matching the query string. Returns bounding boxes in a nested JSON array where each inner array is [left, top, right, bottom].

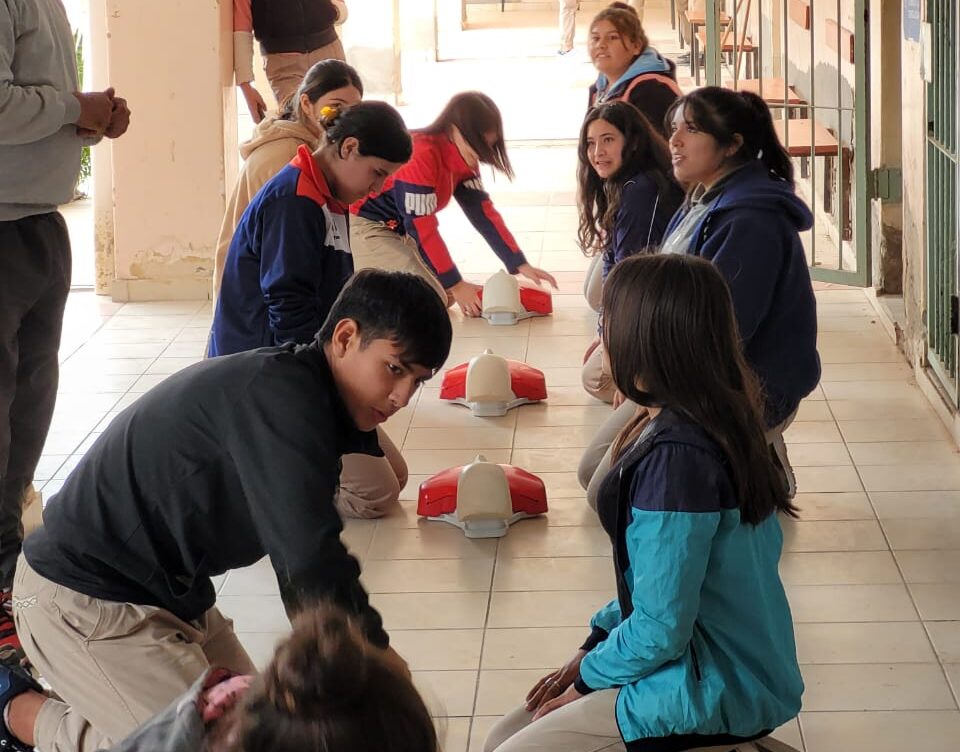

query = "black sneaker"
[[0, 595, 24, 669], [0, 663, 42, 751]]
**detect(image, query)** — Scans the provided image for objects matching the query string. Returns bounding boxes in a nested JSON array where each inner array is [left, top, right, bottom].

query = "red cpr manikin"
[[417, 455, 548, 538], [440, 349, 547, 417], [480, 270, 553, 326]]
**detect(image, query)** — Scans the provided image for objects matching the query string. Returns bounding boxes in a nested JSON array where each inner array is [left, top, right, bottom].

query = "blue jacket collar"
[[595, 49, 671, 103]]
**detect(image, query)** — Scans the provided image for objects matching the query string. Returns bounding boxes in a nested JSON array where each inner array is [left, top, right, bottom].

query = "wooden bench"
[[694, 28, 758, 85], [681, 9, 731, 52], [774, 119, 853, 240], [735, 77, 806, 107], [773, 118, 839, 157]]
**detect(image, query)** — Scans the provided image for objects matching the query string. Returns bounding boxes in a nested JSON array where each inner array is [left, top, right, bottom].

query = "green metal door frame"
[[701, 0, 872, 286], [925, 0, 959, 403]]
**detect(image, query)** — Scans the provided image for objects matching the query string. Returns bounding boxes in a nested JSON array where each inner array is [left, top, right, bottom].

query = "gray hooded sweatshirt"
[[0, 0, 83, 221]]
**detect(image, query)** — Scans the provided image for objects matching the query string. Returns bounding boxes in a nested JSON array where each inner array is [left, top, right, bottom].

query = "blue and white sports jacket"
[[210, 144, 352, 357]]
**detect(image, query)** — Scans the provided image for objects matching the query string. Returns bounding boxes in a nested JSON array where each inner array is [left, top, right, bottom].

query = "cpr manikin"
[[417, 455, 548, 538], [440, 349, 547, 417], [481, 270, 553, 325]]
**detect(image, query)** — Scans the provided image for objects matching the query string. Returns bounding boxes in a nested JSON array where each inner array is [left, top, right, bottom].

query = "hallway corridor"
[[44, 139, 960, 751]]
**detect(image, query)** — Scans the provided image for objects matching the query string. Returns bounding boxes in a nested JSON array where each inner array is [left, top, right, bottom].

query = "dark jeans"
[[0, 211, 71, 589]]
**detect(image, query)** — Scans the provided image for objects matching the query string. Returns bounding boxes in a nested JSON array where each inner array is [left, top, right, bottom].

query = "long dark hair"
[[665, 86, 794, 184], [279, 59, 363, 123], [419, 92, 514, 179], [208, 606, 437, 752], [577, 101, 677, 256], [321, 101, 412, 164], [602, 254, 796, 524]]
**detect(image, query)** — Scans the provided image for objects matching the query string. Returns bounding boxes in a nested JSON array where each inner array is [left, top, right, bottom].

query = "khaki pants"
[[12, 556, 255, 752], [484, 689, 625, 752], [559, 0, 578, 52], [583, 255, 603, 313], [337, 426, 408, 519], [264, 38, 346, 108], [578, 400, 649, 511], [581, 343, 616, 405], [350, 215, 447, 304]]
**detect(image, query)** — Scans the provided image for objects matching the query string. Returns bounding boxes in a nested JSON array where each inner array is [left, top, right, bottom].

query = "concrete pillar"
[[868, 0, 904, 295], [341, 0, 401, 99], [95, 0, 236, 301]]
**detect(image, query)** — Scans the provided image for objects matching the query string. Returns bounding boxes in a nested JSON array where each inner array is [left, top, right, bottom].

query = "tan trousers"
[[12, 555, 255, 752], [583, 255, 603, 313], [349, 215, 448, 304], [484, 689, 626, 752], [264, 37, 346, 108], [582, 343, 616, 404], [559, 0, 578, 52], [338, 426, 408, 519]]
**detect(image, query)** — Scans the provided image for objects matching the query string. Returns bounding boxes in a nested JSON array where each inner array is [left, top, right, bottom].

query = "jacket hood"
[[595, 48, 673, 101], [711, 161, 813, 232], [239, 116, 320, 159]]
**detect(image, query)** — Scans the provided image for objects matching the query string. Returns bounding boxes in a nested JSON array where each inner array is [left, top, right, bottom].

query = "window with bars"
[[926, 0, 958, 396]]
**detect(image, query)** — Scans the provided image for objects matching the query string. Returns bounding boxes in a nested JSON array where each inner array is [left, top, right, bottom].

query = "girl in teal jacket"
[[485, 254, 803, 752]]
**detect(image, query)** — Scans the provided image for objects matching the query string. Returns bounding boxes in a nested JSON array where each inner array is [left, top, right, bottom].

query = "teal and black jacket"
[[575, 409, 803, 749]]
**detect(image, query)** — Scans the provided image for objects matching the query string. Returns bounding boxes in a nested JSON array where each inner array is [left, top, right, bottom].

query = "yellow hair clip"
[[319, 104, 342, 126]]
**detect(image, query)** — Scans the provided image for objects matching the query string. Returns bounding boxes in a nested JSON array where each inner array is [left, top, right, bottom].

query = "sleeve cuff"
[[233, 31, 256, 84], [573, 675, 596, 695], [579, 625, 609, 652], [505, 252, 527, 274], [437, 268, 463, 289], [61, 93, 81, 126]]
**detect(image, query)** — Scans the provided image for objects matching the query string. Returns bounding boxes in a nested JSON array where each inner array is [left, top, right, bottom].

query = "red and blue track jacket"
[[210, 145, 352, 357], [351, 132, 527, 288]]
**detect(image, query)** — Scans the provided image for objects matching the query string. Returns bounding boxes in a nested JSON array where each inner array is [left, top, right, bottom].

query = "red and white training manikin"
[[417, 455, 548, 538]]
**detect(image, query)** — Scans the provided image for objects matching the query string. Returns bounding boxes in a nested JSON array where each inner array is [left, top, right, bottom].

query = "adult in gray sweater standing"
[[0, 0, 130, 662]]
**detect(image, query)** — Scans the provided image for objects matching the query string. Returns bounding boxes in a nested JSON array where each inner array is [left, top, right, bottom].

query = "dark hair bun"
[[264, 608, 369, 717]]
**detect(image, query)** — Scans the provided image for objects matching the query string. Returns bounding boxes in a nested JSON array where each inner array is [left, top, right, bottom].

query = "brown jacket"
[[213, 116, 320, 298]]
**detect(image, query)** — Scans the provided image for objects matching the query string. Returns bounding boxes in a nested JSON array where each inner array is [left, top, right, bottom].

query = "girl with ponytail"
[[660, 86, 819, 438], [214, 60, 364, 300], [578, 86, 820, 510], [211, 100, 413, 521]]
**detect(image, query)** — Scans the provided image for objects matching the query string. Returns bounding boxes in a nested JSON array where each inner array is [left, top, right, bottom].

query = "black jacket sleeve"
[[627, 79, 680, 138], [225, 354, 388, 647]]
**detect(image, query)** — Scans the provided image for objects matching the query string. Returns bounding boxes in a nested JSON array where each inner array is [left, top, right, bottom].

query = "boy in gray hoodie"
[[0, 0, 130, 662]]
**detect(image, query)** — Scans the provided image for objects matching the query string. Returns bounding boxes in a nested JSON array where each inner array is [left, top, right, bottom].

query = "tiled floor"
[[37, 3, 960, 751], [44, 172, 960, 750]]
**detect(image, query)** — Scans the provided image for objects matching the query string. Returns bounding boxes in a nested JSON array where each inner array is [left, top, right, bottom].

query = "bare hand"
[[583, 337, 601, 365], [73, 88, 114, 133], [450, 280, 483, 318], [517, 263, 558, 289], [525, 649, 586, 713], [378, 645, 411, 680], [104, 96, 130, 139], [240, 82, 267, 123], [532, 682, 583, 721]]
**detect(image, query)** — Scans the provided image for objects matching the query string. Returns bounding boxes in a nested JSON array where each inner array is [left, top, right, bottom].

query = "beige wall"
[[88, 0, 236, 301]]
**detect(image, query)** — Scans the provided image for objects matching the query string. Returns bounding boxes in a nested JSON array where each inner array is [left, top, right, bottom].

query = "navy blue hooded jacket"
[[662, 161, 821, 426]]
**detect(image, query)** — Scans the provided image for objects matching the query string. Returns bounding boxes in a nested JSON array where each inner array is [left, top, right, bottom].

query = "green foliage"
[[74, 30, 91, 191]]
